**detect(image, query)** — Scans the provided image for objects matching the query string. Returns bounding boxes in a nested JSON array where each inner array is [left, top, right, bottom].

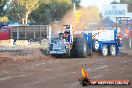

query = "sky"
[[80, 0, 120, 12]]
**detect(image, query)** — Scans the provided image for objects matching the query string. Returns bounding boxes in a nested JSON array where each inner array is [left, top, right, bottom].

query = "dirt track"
[[0, 48, 132, 88]]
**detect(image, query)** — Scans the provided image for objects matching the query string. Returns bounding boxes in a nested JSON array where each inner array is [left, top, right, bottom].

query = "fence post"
[[34, 27, 36, 39], [39, 25, 42, 44], [10, 27, 13, 39], [17, 27, 19, 40], [49, 26, 51, 42], [40, 25, 42, 39], [47, 25, 49, 39], [24, 26, 27, 39]]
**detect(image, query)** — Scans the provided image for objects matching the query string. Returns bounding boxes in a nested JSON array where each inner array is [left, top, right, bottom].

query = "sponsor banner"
[[102, 4, 128, 17]]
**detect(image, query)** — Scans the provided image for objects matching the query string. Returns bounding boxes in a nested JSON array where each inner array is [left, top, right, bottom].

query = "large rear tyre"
[[87, 47, 92, 56], [74, 37, 88, 58], [109, 45, 116, 56], [101, 45, 108, 56]]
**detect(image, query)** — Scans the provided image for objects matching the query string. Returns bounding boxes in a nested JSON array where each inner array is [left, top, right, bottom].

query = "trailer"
[[49, 25, 122, 57], [83, 29, 122, 56]]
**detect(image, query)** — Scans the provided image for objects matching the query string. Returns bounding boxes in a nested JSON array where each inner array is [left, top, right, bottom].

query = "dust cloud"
[[51, 6, 100, 35]]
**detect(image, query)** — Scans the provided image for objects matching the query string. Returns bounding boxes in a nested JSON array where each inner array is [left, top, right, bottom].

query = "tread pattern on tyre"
[[109, 45, 116, 56], [74, 37, 88, 58], [101, 45, 108, 56], [93, 40, 99, 51]]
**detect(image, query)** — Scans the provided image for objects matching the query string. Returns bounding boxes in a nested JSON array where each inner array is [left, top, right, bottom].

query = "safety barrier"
[[15, 40, 29, 46], [0, 39, 13, 47]]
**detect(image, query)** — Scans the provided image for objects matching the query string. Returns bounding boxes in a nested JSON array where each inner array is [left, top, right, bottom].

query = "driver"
[[63, 29, 70, 42]]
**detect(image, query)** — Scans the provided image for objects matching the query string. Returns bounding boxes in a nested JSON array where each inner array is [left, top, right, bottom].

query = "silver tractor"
[[49, 25, 73, 57]]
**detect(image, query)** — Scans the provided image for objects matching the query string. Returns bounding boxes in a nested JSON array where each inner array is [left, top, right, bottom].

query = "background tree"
[[120, 0, 132, 4], [0, 16, 9, 23], [29, 0, 72, 25], [29, 4, 51, 24], [0, 0, 72, 24], [120, 0, 132, 12], [72, 0, 81, 8], [0, 0, 8, 16], [11, 0, 50, 24], [50, 0, 72, 21]]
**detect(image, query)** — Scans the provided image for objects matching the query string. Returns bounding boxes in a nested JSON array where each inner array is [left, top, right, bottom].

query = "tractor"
[[49, 25, 90, 57]]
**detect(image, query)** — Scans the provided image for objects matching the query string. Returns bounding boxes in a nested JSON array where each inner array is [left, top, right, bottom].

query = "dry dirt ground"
[[0, 47, 132, 88]]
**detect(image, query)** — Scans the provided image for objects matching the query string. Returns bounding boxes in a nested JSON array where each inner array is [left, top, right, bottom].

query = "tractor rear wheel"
[[87, 47, 92, 56], [74, 37, 88, 58]]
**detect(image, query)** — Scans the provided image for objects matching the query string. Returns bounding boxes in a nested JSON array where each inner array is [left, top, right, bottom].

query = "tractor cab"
[[49, 25, 73, 57], [63, 25, 73, 43]]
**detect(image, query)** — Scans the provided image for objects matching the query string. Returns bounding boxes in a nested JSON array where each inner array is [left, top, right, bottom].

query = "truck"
[[49, 25, 122, 57]]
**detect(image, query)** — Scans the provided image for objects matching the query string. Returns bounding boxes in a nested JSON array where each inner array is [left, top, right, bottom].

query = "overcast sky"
[[80, 0, 120, 12]]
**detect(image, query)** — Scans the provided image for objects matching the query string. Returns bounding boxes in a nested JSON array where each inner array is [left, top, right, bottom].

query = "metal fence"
[[10, 25, 50, 41]]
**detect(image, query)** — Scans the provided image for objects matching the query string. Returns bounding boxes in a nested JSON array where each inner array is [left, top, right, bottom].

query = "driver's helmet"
[[65, 29, 70, 33], [63, 29, 70, 38], [66, 25, 70, 29]]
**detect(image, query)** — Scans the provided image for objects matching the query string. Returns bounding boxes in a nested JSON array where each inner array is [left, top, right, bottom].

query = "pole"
[[40, 25, 42, 39], [24, 26, 26, 39], [34, 27, 35, 39], [116, 17, 118, 29], [73, 3, 76, 13], [10, 27, 12, 39], [73, 3, 76, 30], [49, 26, 51, 43], [129, 38, 131, 48], [17, 28, 19, 40]]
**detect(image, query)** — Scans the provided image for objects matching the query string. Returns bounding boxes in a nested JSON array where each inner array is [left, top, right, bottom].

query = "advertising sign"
[[75, 11, 81, 23], [102, 4, 128, 17]]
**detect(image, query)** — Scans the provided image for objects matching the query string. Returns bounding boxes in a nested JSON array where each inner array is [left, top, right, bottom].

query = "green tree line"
[[29, 0, 72, 25], [0, 0, 72, 24]]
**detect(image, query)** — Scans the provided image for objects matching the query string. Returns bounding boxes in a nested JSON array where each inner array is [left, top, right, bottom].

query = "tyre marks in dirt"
[[0, 54, 131, 88]]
